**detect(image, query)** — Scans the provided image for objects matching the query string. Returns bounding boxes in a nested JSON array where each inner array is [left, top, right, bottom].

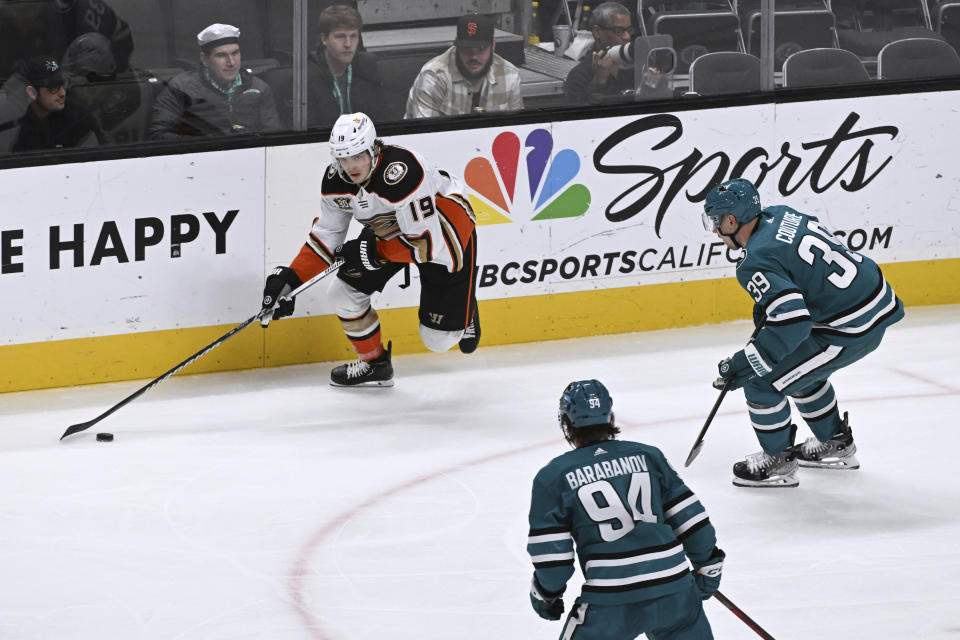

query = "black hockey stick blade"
[[684, 377, 732, 467], [714, 590, 776, 639], [60, 312, 263, 440], [61, 261, 343, 440]]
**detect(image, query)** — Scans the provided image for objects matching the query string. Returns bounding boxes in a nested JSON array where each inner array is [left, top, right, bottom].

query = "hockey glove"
[[713, 350, 754, 391], [693, 547, 725, 600], [529, 575, 565, 621], [261, 266, 302, 326], [335, 230, 384, 278]]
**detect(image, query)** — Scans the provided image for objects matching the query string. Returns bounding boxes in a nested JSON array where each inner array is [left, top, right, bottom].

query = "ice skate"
[[732, 450, 799, 488], [458, 298, 481, 354], [794, 412, 859, 470], [330, 342, 394, 387]]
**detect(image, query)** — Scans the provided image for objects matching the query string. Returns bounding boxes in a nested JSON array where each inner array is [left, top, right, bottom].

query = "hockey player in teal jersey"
[[702, 178, 905, 488], [526, 380, 723, 639]]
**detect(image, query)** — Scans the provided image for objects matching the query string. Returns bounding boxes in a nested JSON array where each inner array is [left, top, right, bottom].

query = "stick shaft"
[[683, 321, 764, 467], [61, 261, 342, 440], [714, 590, 776, 639]]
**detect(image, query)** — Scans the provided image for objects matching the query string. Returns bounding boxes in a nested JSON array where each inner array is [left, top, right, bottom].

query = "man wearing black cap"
[[11, 56, 103, 152], [149, 23, 283, 139], [404, 14, 523, 118]]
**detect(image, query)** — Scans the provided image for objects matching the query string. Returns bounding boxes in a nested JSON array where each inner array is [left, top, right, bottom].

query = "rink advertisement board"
[[0, 149, 265, 345], [2, 91, 959, 391], [268, 92, 960, 313]]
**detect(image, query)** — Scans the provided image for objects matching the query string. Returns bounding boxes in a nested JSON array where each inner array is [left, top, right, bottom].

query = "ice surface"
[[1, 305, 958, 639]]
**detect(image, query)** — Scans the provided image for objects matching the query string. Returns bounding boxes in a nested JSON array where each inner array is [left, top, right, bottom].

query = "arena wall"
[[2, 92, 958, 392]]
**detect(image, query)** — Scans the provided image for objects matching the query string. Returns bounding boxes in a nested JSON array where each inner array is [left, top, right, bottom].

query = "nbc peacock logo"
[[464, 128, 592, 225]]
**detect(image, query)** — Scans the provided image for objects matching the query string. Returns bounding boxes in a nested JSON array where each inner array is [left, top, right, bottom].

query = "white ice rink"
[[2, 305, 958, 640]]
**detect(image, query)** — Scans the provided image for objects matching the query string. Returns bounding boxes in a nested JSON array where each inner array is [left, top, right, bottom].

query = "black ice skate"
[[458, 298, 481, 354], [794, 412, 859, 470], [732, 450, 799, 488], [330, 342, 394, 387]]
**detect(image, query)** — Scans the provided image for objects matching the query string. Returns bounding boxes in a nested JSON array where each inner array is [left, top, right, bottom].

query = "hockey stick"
[[684, 321, 764, 467], [714, 590, 776, 639], [60, 261, 342, 440]]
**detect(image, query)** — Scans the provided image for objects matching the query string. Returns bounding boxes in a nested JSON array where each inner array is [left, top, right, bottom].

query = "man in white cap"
[[149, 23, 282, 139]]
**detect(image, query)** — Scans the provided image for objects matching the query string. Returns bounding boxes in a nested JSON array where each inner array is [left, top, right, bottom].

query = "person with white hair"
[[260, 112, 481, 386]]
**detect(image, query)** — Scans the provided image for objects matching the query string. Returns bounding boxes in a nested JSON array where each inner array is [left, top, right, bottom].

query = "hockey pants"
[[558, 583, 712, 640], [744, 327, 888, 455]]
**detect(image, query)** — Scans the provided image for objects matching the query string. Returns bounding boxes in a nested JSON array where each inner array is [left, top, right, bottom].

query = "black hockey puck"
[[96, 432, 114, 442]]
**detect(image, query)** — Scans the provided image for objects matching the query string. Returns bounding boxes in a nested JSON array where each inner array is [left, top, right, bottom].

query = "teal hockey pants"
[[558, 584, 713, 640], [743, 328, 888, 454]]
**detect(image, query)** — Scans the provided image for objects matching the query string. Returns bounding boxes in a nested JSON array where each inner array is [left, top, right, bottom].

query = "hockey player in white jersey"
[[260, 112, 480, 386]]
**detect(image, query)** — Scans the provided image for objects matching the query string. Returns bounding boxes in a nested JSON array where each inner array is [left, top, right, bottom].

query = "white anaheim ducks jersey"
[[290, 144, 476, 282]]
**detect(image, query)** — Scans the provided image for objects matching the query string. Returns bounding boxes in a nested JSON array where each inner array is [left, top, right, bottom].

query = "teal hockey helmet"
[[559, 379, 613, 429], [702, 178, 761, 232]]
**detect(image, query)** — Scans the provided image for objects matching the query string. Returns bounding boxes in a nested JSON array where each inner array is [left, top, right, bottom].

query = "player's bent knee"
[[328, 278, 371, 317], [419, 324, 463, 352]]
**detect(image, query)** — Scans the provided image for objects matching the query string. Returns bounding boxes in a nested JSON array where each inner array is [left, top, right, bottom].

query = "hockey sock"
[[339, 307, 384, 361], [792, 381, 842, 441], [748, 398, 794, 453]]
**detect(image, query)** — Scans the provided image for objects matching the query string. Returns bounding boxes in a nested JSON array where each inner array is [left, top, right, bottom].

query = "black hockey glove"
[[713, 349, 754, 391], [529, 575, 565, 621], [693, 547, 725, 600], [335, 230, 384, 278], [261, 266, 302, 326]]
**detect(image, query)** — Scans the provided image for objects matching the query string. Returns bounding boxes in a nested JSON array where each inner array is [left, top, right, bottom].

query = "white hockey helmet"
[[329, 112, 378, 179]]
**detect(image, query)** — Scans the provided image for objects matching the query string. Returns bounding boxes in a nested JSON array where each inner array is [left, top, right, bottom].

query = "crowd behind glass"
[[1, 0, 957, 153]]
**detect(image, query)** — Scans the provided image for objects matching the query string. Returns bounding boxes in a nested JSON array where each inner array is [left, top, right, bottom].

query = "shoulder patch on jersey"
[[368, 145, 426, 203], [326, 164, 337, 179], [332, 196, 352, 211], [384, 161, 408, 185]]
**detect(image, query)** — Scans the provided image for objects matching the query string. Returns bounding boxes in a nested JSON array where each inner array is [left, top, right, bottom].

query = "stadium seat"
[[739, 0, 838, 70], [644, 0, 745, 73], [688, 51, 761, 94], [877, 36, 960, 77], [69, 74, 157, 145], [782, 46, 870, 85]]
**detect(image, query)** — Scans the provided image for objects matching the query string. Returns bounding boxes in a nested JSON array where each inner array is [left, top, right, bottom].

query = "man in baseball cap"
[[405, 13, 523, 118], [149, 22, 282, 138], [11, 55, 104, 151], [454, 13, 494, 48]]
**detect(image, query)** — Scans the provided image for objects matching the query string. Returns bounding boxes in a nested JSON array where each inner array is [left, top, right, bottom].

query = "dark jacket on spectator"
[[149, 68, 283, 139], [12, 96, 103, 151], [306, 48, 387, 128], [563, 52, 635, 105]]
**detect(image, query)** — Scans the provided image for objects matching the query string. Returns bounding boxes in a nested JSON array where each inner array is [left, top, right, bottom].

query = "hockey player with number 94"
[[702, 178, 904, 488], [260, 112, 480, 386], [527, 380, 723, 639]]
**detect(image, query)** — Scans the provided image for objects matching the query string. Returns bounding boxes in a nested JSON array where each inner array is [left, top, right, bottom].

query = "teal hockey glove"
[[694, 547, 725, 600], [529, 575, 564, 621], [713, 350, 754, 391]]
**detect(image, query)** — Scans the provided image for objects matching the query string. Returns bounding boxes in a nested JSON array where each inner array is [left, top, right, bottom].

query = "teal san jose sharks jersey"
[[739, 205, 904, 377], [527, 439, 717, 605]]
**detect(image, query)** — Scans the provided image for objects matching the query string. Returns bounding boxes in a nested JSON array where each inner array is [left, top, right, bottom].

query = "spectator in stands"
[[149, 23, 283, 139], [404, 13, 523, 118], [563, 2, 638, 105], [307, 5, 387, 127], [11, 55, 103, 151], [0, 0, 134, 82]]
